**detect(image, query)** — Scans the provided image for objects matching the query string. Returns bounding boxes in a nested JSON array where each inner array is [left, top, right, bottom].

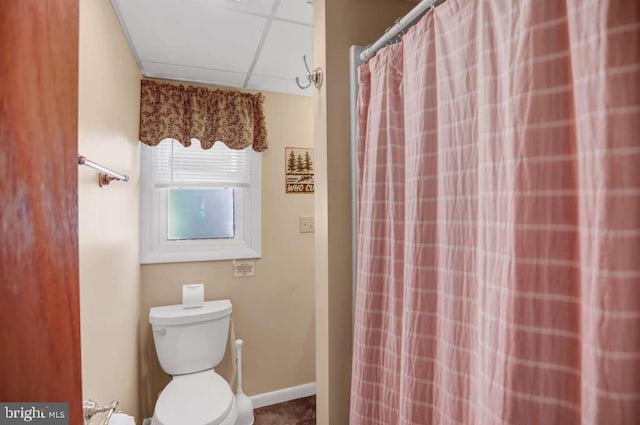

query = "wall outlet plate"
[[234, 261, 255, 277], [299, 216, 315, 233]]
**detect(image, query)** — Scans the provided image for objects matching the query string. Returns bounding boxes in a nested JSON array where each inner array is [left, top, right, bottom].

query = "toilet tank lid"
[[149, 300, 232, 325]]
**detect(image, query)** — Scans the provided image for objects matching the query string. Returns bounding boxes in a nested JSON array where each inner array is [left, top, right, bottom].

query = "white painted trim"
[[349, 45, 364, 327], [249, 382, 316, 409]]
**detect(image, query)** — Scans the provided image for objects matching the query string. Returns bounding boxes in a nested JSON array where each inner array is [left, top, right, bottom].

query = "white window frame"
[[139, 143, 261, 264]]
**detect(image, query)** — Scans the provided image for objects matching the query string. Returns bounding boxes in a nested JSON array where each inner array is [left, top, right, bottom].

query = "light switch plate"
[[299, 216, 315, 233], [233, 261, 255, 277]]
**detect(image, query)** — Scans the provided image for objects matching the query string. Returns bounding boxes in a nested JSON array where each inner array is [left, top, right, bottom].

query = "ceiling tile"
[[114, 0, 267, 73], [251, 20, 313, 80], [247, 75, 312, 96], [142, 61, 247, 88], [276, 0, 313, 25], [187, 0, 276, 15], [111, 0, 314, 96]]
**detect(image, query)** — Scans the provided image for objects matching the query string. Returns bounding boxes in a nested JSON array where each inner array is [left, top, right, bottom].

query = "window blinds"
[[151, 138, 251, 186]]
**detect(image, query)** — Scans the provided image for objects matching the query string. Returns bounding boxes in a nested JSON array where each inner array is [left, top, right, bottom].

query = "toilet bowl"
[[152, 372, 238, 425], [149, 300, 237, 425]]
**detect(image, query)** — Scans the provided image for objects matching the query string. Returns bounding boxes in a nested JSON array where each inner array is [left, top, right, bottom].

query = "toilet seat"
[[152, 371, 238, 425]]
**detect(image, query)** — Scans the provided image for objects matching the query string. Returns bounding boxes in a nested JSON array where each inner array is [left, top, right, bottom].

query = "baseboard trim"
[[249, 382, 316, 409]]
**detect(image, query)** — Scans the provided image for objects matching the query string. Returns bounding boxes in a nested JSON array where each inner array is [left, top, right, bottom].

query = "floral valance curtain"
[[139, 79, 268, 152]]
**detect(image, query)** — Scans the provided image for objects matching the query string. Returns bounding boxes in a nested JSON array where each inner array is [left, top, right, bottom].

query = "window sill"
[[140, 247, 262, 264]]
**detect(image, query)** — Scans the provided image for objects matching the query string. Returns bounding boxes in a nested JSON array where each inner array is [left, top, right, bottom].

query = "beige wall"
[[139, 89, 315, 418], [78, 0, 141, 418], [313, 0, 413, 424]]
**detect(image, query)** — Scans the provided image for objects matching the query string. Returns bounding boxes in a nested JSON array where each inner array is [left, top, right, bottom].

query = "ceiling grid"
[[242, 0, 283, 88], [110, 0, 313, 96]]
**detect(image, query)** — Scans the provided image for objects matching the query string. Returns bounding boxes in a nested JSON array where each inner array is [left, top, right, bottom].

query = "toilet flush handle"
[[153, 328, 166, 336]]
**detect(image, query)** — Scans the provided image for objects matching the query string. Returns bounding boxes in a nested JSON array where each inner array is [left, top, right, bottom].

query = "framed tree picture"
[[285, 147, 314, 193]]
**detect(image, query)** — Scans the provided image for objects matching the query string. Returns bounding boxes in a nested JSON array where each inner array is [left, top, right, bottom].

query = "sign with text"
[[0, 403, 68, 424], [285, 147, 314, 194]]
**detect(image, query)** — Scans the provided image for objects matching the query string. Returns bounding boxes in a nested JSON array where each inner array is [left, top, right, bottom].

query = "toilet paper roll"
[[108, 413, 136, 425], [182, 283, 205, 309]]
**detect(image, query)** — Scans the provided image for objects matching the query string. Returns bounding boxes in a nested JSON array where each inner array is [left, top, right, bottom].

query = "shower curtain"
[[351, 1, 640, 424]]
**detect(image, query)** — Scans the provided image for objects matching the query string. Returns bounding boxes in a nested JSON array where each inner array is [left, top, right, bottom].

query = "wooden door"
[[0, 1, 82, 424]]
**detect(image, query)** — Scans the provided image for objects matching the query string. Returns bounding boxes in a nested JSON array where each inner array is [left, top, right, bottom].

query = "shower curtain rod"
[[360, 0, 444, 62]]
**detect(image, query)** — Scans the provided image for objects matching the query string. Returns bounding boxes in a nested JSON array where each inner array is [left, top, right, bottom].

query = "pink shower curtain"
[[351, 1, 640, 424]]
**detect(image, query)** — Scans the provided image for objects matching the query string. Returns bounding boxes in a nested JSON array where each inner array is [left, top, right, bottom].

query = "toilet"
[[149, 299, 238, 425]]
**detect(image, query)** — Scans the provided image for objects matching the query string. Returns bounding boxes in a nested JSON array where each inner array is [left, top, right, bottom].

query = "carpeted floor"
[[253, 395, 316, 425]]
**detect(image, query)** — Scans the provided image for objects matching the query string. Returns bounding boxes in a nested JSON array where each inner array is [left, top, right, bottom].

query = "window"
[[140, 139, 261, 263]]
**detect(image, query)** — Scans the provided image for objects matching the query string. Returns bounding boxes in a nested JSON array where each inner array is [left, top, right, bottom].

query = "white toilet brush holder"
[[235, 339, 254, 425]]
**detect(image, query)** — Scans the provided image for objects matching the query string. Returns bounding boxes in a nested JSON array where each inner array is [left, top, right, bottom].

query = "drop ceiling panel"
[[276, 0, 313, 25], [142, 61, 247, 88], [114, 0, 267, 73], [252, 20, 313, 80], [247, 75, 312, 96], [111, 0, 314, 96], [188, 0, 277, 16]]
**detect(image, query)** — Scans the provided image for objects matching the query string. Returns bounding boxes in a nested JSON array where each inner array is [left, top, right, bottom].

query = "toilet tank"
[[149, 300, 232, 376]]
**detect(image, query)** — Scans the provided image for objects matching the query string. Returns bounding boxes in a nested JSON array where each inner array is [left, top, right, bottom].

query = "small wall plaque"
[[285, 147, 314, 194]]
